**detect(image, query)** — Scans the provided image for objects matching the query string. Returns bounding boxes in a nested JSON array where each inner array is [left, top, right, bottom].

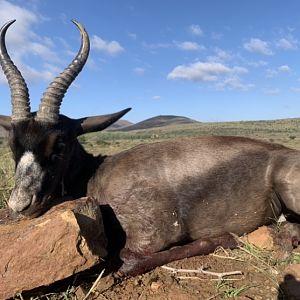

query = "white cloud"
[[0, 70, 6, 83], [276, 35, 298, 50], [167, 62, 231, 82], [86, 57, 100, 70], [0, 1, 40, 27], [65, 49, 77, 57], [26, 42, 61, 63], [189, 24, 203, 36], [232, 66, 248, 74], [91, 35, 124, 56], [176, 41, 205, 51], [145, 40, 205, 52], [211, 32, 223, 40], [20, 64, 56, 83], [263, 88, 280, 95], [217, 76, 255, 91], [128, 32, 137, 40], [143, 42, 172, 49], [215, 48, 232, 61], [244, 38, 273, 55], [266, 68, 278, 78], [207, 48, 233, 63], [291, 87, 300, 93], [266, 65, 291, 78], [0, 1, 61, 84], [152, 95, 161, 100], [247, 60, 268, 67], [134, 67, 145, 75], [278, 65, 291, 72], [168, 61, 253, 91]]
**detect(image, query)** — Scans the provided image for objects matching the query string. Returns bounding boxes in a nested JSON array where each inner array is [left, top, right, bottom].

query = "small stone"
[[150, 281, 161, 291], [74, 286, 87, 300], [243, 226, 275, 250], [96, 274, 115, 293], [134, 279, 140, 286]]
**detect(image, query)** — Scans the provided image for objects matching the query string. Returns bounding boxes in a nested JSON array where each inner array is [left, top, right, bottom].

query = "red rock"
[[243, 226, 275, 250], [0, 197, 107, 299]]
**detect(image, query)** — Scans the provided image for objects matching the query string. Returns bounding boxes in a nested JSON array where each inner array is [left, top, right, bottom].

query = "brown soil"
[[16, 223, 300, 300], [71, 246, 300, 300]]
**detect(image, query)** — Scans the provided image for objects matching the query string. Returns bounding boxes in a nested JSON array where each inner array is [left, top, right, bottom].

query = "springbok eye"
[[50, 153, 61, 162], [50, 139, 66, 162], [56, 141, 65, 151]]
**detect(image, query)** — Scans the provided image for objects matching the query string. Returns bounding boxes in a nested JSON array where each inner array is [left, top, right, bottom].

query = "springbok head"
[[0, 20, 130, 216]]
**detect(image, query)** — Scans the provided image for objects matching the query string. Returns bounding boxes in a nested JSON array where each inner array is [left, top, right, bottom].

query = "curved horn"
[[36, 20, 90, 123], [0, 20, 31, 122]]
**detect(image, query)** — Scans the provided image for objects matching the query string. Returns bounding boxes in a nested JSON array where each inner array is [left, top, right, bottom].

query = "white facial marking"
[[19, 152, 35, 169], [15, 151, 43, 188], [8, 151, 45, 212]]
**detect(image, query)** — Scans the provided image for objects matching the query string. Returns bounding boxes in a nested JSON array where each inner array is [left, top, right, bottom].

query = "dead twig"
[[210, 253, 245, 262], [177, 276, 243, 281], [161, 265, 242, 279], [82, 268, 105, 300]]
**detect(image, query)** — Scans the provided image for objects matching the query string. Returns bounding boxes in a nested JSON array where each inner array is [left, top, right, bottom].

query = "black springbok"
[[1, 20, 300, 276]]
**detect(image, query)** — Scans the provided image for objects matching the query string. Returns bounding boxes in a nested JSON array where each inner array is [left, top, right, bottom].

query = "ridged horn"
[[0, 20, 31, 122], [36, 20, 90, 123]]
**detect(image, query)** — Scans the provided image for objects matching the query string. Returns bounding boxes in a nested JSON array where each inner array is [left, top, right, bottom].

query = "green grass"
[[215, 280, 252, 298]]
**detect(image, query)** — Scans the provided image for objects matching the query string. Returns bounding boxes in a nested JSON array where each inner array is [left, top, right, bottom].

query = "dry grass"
[[0, 147, 14, 208]]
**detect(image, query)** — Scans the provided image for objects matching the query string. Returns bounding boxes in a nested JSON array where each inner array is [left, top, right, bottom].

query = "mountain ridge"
[[115, 115, 198, 131]]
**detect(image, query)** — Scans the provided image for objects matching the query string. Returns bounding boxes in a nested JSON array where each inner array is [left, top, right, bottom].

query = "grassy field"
[[1, 117, 300, 208]]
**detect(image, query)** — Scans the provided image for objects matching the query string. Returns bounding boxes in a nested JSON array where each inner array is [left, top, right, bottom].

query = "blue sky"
[[1, 1, 300, 122]]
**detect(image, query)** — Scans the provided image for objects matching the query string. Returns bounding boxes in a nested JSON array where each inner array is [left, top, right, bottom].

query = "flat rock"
[[0, 197, 107, 299], [243, 226, 275, 250], [243, 222, 300, 252]]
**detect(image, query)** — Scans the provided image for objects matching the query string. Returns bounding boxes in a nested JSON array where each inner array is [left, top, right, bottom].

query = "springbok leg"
[[119, 233, 238, 276]]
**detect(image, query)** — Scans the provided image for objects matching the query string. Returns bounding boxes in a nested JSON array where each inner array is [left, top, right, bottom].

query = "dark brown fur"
[[83, 136, 300, 274]]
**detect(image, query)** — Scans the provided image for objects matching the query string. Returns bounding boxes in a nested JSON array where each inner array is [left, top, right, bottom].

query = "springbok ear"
[[76, 108, 131, 136], [0, 115, 12, 131]]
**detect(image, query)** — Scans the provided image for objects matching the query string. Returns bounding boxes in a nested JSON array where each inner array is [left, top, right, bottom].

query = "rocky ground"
[[15, 223, 300, 300], [80, 248, 300, 300]]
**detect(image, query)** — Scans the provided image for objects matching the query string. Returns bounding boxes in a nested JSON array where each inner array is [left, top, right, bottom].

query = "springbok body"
[[1, 20, 300, 275]]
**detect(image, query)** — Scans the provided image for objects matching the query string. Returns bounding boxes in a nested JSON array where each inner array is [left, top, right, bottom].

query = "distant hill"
[[118, 115, 198, 131], [106, 119, 134, 130]]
